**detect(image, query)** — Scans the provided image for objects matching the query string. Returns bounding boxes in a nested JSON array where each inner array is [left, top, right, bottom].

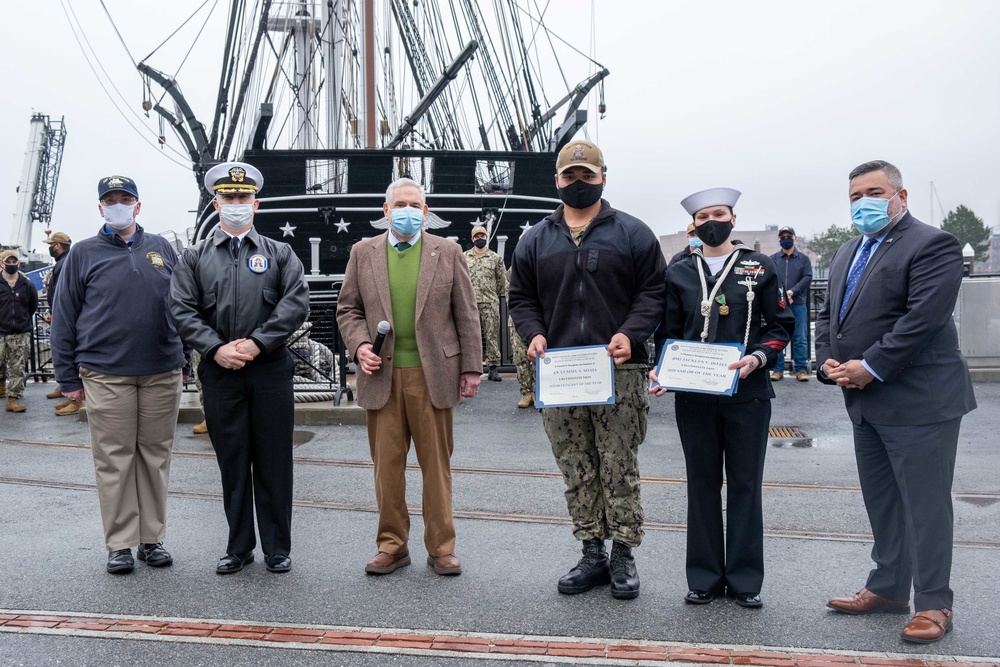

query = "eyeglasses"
[[100, 195, 137, 206], [779, 235, 794, 240]]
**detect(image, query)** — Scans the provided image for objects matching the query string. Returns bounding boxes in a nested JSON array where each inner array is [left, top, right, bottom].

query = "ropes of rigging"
[[59, 0, 191, 168]]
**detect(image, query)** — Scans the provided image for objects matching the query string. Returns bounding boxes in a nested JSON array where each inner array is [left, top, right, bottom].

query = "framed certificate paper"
[[654, 340, 745, 396], [535, 345, 615, 408]]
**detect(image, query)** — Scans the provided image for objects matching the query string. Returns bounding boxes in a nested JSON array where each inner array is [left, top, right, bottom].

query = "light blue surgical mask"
[[851, 191, 900, 236], [688, 237, 703, 250], [390, 207, 423, 237]]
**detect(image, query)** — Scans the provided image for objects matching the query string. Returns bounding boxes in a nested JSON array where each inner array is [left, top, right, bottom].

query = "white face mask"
[[102, 203, 136, 231], [219, 203, 254, 230]]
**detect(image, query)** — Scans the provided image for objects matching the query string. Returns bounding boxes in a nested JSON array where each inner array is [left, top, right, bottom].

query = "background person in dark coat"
[[818, 160, 976, 644], [769, 226, 812, 381], [0, 249, 38, 413]]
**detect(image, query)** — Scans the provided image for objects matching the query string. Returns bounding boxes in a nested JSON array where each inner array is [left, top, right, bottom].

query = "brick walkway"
[[2, 611, 995, 666]]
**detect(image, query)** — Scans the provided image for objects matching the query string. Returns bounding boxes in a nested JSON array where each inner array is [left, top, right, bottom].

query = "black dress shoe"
[[107, 549, 135, 574], [216, 551, 254, 575], [731, 592, 764, 608], [557, 539, 610, 594], [685, 589, 717, 605], [609, 542, 640, 600], [137, 542, 173, 568], [265, 554, 292, 573]]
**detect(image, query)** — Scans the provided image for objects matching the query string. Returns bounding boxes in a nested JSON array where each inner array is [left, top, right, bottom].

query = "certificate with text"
[[535, 345, 615, 408], [655, 340, 744, 396]]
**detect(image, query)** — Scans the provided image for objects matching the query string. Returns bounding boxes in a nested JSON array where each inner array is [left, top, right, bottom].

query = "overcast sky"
[[2, 0, 999, 253]]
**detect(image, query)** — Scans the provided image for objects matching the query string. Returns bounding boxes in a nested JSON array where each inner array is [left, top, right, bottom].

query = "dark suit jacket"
[[815, 212, 975, 426], [336, 232, 482, 411]]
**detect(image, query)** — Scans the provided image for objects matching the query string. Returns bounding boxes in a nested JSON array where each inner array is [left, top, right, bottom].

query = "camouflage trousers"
[[0, 332, 31, 398], [508, 315, 535, 396], [540, 366, 649, 547], [477, 300, 501, 367]]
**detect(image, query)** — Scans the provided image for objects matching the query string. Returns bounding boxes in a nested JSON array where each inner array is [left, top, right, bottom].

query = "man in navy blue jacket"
[[51, 175, 186, 575], [769, 226, 812, 381]]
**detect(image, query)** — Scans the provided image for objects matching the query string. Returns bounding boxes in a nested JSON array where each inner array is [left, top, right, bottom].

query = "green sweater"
[[387, 237, 422, 367]]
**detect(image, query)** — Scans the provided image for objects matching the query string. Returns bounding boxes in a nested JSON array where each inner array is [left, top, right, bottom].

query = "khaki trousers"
[[367, 367, 456, 556], [80, 367, 183, 551]]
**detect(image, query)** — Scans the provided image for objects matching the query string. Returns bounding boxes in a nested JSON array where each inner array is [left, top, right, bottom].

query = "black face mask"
[[4, 265, 18, 275], [49, 246, 59, 258], [473, 238, 488, 249], [694, 219, 734, 247], [557, 180, 603, 210]]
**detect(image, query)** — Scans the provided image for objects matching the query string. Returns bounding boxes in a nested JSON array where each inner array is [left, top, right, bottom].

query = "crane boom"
[[9, 113, 67, 249]]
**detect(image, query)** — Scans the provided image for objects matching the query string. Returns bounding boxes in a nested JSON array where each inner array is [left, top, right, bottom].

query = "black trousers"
[[853, 416, 961, 611], [675, 394, 770, 595], [200, 350, 295, 556]]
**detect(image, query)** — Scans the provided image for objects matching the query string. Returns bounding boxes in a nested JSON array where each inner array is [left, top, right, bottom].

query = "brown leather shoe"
[[5, 398, 26, 413], [55, 399, 83, 416], [827, 588, 910, 615], [427, 553, 462, 576], [364, 550, 410, 575], [770, 371, 783, 381], [517, 394, 534, 409], [54, 399, 73, 411], [795, 371, 810, 382], [193, 420, 209, 434], [46, 386, 63, 399], [901, 609, 953, 644]]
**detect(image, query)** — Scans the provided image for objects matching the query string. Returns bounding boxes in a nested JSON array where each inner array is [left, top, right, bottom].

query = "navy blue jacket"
[[51, 225, 186, 392], [769, 248, 812, 301], [508, 201, 666, 365]]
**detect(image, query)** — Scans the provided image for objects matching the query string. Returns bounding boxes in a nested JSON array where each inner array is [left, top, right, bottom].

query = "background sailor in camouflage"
[[464, 225, 507, 382], [509, 312, 535, 407], [42, 231, 74, 412], [542, 367, 648, 544], [1, 249, 39, 413]]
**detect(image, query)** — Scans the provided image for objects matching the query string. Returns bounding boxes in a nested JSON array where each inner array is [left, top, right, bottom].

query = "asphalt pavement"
[[1, 371, 998, 666]]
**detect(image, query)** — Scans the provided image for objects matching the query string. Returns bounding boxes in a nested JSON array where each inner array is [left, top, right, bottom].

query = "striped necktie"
[[839, 237, 878, 322]]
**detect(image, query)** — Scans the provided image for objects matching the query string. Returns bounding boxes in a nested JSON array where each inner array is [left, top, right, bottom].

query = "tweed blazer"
[[336, 232, 482, 410]]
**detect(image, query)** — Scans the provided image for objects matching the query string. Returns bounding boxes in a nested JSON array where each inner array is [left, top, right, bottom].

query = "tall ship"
[[136, 0, 609, 297]]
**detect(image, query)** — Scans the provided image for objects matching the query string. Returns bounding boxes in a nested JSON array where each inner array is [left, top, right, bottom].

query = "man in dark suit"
[[816, 160, 976, 644], [337, 177, 482, 577]]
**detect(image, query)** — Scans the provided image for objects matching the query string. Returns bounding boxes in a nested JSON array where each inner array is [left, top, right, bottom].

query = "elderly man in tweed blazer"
[[337, 177, 482, 577]]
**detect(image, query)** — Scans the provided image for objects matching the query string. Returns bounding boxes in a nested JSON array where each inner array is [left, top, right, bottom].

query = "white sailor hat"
[[204, 162, 264, 194], [680, 187, 741, 216]]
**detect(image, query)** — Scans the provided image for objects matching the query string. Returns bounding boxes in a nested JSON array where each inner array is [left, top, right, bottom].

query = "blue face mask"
[[851, 192, 900, 235], [390, 207, 423, 237], [779, 237, 794, 250], [688, 237, 703, 250]]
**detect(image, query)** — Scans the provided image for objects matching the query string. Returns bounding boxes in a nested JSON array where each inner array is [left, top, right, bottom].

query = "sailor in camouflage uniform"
[[509, 141, 665, 600], [507, 266, 535, 408], [464, 225, 507, 382], [1, 249, 39, 413]]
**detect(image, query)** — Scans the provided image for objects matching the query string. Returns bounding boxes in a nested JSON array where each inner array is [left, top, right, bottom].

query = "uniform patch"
[[146, 252, 165, 269], [248, 254, 269, 273], [734, 266, 765, 277]]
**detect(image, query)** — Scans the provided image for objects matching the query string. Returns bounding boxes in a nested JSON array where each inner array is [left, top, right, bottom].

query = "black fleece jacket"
[[508, 201, 666, 365]]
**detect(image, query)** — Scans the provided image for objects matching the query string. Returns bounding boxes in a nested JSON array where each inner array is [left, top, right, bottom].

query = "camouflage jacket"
[[463, 248, 508, 304]]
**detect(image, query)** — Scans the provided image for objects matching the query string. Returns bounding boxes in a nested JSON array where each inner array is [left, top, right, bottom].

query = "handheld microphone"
[[372, 320, 391, 357]]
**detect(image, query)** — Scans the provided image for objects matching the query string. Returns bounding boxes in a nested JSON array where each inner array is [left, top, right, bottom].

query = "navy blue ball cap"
[[98, 175, 139, 199]]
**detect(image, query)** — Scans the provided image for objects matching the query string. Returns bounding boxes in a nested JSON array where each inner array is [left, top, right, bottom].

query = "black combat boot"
[[609, 541, 640, 599], [557, 539, 610, 594], [488, 366, 502, 382]]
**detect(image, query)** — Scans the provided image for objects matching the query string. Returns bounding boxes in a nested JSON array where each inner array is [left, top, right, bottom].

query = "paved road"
[[2, 374, 998, 665]]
